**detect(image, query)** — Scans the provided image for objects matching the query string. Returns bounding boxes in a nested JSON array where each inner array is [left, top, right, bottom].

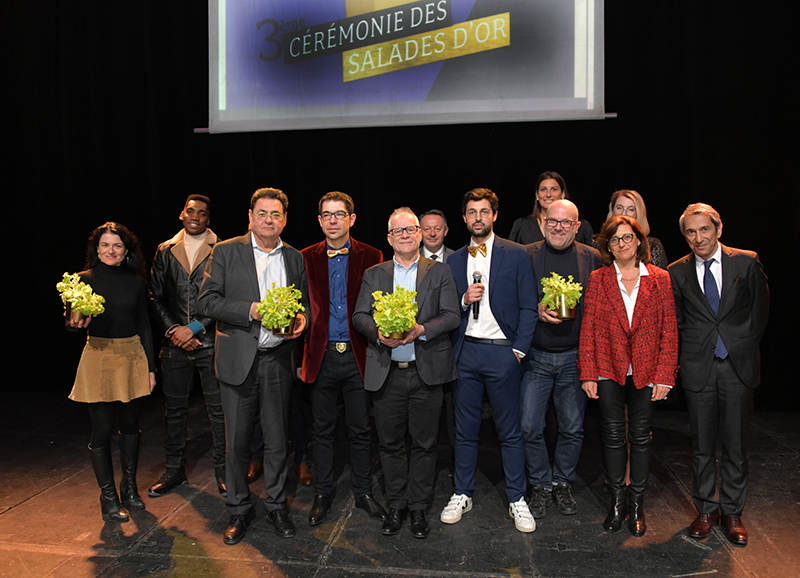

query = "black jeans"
[[161, 345, 225, 469], [597, 377, 655, 497]]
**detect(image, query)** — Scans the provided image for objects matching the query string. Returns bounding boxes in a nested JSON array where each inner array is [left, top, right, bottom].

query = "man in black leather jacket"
[[147, 195, 227, 497]]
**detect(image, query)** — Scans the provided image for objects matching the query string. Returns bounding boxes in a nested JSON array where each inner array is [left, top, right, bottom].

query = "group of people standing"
[[65, 173, 768, 550]]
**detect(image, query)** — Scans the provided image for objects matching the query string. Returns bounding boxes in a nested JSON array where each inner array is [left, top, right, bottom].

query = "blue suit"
[[448, 236, 537, 503]]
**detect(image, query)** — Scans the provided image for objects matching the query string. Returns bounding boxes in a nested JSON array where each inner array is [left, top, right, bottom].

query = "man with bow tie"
[[669, 203, 769, 546], [441, 188, 539, 533], [299, 192, 387, 527]]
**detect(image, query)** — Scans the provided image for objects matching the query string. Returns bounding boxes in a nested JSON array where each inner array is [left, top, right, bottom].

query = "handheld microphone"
[[472, 271, 482, 320]]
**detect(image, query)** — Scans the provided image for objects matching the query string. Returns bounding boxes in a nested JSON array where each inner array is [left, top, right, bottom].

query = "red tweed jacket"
[[299, 238, 383, 384], [578, 263, 678, 389]]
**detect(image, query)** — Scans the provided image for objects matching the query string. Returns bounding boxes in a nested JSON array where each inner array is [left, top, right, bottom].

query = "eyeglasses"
[[320, 210, 349, 221], [545, 218, 576, 229], [608, 233, 635, 246], [253, 210, 284, 221], [388, 225, 420, 236], [465, 208, 492, 218], [614, 205, 637, 217]]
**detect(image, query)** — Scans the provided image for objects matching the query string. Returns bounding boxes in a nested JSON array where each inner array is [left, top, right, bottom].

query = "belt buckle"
[[335, 342, 347, 354], [397, 362, 409, 369]]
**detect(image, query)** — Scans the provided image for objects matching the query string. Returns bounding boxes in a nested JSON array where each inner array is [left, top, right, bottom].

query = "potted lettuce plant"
[[256, 282, 305, 335], [57, 272, 106, 326], [371, 286, 418, 339], [541, 272, 583, 319]]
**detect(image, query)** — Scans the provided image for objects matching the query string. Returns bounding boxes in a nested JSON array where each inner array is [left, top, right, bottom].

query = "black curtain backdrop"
[[8, 3, 797, 409]]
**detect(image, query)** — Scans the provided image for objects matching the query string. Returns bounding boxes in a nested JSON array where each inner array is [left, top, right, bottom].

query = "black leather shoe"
[[308, 495, 332, 526], [355, 494, 388, 521], [215, 466, 227, 497], [148, 467, 188, 498], [223, 509, 255, 546], [267, 509, 296, 539], [410, 509, 429, 539], [381, 507, 408, 536]]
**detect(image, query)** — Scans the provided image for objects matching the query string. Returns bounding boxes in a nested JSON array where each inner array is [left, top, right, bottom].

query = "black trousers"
[[220, 345, 293, 515], [160, 345, 225, 469], [597, 377, 655, 497], [310, 348, 373, 498], [684, 357, 754, 516], [372, 364, 443, 510]]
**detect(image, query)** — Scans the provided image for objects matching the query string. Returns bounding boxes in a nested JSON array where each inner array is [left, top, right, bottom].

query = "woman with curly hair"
[[67, 222, 155, 522]]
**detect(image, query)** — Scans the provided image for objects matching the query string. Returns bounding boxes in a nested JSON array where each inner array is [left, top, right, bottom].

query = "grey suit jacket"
[[352, 257, 460, 392], [197, 232, 309, 386], [441, 246, 455, 263], [669, 244, 769, 390]]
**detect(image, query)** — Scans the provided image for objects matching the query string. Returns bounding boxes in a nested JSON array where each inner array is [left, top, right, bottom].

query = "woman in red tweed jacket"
[[579, 216, 678, 538]]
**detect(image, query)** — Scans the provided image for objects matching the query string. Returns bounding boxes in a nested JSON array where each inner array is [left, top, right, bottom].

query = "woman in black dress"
[[67, 222, 155, 522], [509, 171, 594, 245]]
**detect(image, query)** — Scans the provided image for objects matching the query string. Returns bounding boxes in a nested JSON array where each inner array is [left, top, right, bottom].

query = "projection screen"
[[209, 0, 604, 133]]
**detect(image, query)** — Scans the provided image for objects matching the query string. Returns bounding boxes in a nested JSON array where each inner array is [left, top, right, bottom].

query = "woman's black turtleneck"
[[79, 263, 155, 370]]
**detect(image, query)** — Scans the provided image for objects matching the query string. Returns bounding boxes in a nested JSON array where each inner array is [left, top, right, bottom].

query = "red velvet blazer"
[[578, 263, 678, 389], [300, 238, 384, 383]]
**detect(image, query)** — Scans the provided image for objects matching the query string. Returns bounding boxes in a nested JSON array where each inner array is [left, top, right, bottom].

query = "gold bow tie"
[[327, 248, 349, 258], [468, 244, 487, 258]]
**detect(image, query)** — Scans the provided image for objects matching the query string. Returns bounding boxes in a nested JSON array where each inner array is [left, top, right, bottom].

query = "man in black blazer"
[[669, 203, 769, 546], [353, 207, 461, 539], [197, 188, 309, 546]]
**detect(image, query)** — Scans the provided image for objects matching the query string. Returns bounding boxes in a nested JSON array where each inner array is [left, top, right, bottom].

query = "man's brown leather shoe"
[[721, 514, 748, 546], [296, 462, 313, 486], [689, 513, 719, 539], [246, 461, 263, 484]]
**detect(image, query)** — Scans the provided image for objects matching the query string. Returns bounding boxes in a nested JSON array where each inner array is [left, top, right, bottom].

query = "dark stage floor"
[[1, 391, 798, 578]]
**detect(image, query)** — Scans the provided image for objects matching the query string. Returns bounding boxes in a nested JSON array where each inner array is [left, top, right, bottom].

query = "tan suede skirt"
[[70, 336, 150, 403]]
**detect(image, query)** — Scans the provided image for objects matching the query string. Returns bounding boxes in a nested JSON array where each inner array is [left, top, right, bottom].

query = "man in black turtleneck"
[[522, 200, 602, 521]]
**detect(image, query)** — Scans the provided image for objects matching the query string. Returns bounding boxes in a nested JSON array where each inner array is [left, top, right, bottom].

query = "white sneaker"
[[440, 494, 473, 524], [509, 497, 536, 533]]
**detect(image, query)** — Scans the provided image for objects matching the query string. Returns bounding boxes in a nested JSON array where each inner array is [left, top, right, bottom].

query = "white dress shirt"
[[464, 233, 506, 341], [252, 236, 287, 349], [422, 246, 444, 261], [694, 244, 723, 296]]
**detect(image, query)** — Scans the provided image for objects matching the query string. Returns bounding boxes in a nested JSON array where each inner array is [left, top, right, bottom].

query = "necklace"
[[620, 273, 639, 281]]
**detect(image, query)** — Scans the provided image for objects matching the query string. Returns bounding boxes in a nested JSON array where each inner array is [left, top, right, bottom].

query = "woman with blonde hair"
[[606, 190, 668, 269]]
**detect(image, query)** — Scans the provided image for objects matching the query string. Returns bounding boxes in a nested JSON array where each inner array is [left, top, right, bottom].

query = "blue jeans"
[[519, 348, 586, 487]]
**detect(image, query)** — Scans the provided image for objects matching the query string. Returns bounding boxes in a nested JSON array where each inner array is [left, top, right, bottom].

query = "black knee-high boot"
[[119, 433, 146, 510], [89, 445, 129, 522]]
